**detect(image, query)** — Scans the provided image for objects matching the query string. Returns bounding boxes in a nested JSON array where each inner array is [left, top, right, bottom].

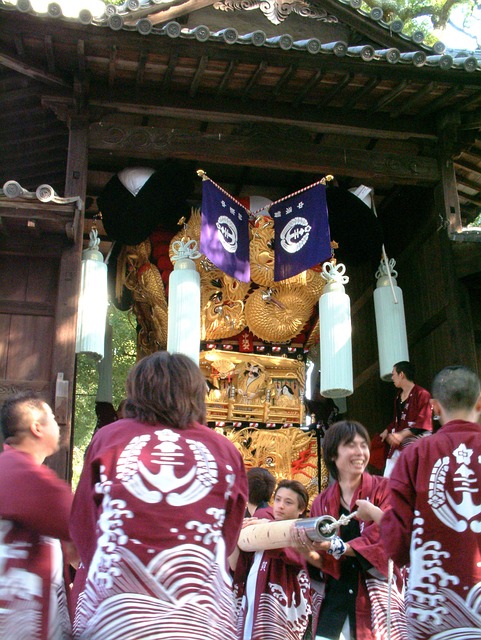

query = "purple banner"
[[272, 183, 331, 281], [200, 180, 250, 282]]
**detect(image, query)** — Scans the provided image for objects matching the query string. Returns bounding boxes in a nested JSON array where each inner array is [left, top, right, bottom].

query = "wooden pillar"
[[436, 112, 462, 235], [434, 112, 477, 368], [49, 112, 88, 481]]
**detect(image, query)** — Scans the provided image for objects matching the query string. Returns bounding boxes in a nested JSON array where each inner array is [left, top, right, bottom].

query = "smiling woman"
[[308, 421, 407, 640]]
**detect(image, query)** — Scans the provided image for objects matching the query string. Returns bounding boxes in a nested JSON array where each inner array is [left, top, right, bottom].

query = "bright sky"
[[6, 0, 105, 17], [434, 6, 480, 51]]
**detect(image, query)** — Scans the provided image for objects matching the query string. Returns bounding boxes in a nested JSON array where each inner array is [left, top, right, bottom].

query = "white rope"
[[319, 510, 359, 535]]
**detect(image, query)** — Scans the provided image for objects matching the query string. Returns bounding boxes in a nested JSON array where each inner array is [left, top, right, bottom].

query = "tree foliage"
[[72, 305, 137, 486], [361, 0, 477, 31]]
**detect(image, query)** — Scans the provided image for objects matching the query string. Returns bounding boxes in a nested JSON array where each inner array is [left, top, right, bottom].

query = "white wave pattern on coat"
[[73, 543, 237, 639]]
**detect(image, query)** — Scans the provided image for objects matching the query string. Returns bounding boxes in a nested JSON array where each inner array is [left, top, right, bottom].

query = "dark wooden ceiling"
[[1, 1, 480, 247]]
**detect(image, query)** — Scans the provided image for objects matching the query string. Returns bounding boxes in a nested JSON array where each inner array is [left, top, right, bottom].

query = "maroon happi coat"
[[233, 508, 311, 640], [382, 420, 481, 640], [70, 418, 247, 640], [310, 473, 407, 640], [386, 384, 432, 458], [0, 447, 73, 640]]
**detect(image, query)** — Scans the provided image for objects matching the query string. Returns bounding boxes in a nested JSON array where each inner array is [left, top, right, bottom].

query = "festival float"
[[93, 163, 388, 503]]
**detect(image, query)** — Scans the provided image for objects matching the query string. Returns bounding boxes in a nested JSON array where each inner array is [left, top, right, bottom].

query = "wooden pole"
[[238, 516, 338, 551]]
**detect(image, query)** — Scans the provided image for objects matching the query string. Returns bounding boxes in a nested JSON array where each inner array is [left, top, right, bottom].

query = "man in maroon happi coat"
[[380, 361, 432, 477], [70, 352, 247, 640], [382, 365, 481, 639], [0, 392, 73, 640]]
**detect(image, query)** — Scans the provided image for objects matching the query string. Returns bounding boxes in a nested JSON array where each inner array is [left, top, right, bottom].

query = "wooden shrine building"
[[0, 0, 481, 485]]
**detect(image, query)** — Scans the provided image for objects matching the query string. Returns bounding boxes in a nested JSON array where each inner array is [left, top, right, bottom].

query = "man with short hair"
[[380, 360, 432, 477], [0, 391, 73, 639], [382, 365, 481, 639]]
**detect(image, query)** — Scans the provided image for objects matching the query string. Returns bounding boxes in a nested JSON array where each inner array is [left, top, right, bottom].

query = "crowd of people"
[[0, 353, 479, 640]]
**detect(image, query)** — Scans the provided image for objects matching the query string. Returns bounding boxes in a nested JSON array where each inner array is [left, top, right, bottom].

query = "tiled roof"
[[1, 0, 479, 71]]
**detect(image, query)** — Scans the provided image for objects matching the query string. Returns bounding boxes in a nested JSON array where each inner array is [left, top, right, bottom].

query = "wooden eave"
[[0, 2, 480, 229], [0, 191, 82, 241]]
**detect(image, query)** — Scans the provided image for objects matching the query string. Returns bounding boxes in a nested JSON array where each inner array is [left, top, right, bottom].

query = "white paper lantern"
[[76, 229, 108, 360], [374, 258, 409, 381], [319, 263, 353, 398], [167, 239, 201, 365]]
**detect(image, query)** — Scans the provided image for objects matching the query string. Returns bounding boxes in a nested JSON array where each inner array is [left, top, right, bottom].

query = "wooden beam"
[[460, 146, 481, 161], [62, 88, 438, 141], [190, 55, 209, 98], [372, 80, 409, 112], [462, 89, 481, 110], [458, 190, 481, 207], [293, 69, 323, 107], [390, 82, 437, 119], [0, 300, 55, 317], [243, 60, 268, 101], [319, 72, 352, 107], [272, 65, 297, 97], [44, 34, 55, 74], [13, 34, 24, 57], [0, 48, 71, 89], [77, 39, 86, 78], [456, 174, 481, 193], [423, 85, 463, 116], [136, 50, 148, 87], [108, 45, 117, 89], [216, 59, 236, 96], [454, 158, 481, 173], [89, 122, 440, 183], [460, 110, 481, 131], [162, 51, 178, 92], [343, 76, 379, 110]]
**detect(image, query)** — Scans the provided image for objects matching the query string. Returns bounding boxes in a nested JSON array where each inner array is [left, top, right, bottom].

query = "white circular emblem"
[[280, 216, 312, 254], [116, 430, 219, 506], [216, 215, 238, 253]]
